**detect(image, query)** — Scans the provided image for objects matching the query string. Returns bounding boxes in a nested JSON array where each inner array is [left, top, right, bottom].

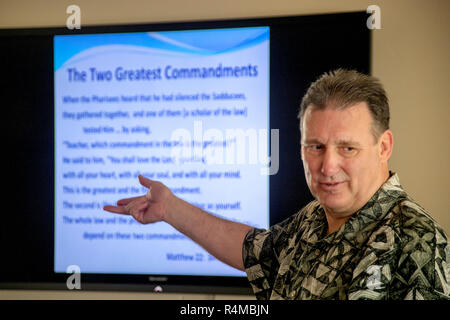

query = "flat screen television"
[[0, 11, 370, 294]]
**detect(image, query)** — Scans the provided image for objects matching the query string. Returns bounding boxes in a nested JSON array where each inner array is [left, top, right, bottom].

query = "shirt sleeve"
[[242, 214, 299, 300], [347, 217, 450, 300]]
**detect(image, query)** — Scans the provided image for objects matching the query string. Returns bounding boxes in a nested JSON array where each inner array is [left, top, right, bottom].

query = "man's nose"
[[320, 149, 340, 177]]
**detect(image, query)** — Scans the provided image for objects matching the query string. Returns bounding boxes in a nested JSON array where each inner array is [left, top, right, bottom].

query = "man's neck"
[[325, 213, 352, 235]]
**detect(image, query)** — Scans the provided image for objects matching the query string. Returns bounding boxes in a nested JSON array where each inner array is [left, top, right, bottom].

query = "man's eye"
[[306, 145, 323, 152], [341, 146, 357, 155]]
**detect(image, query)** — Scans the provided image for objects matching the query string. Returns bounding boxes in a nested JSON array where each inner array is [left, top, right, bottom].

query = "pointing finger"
[[116, 196, 145, 206], [103, 205, 130, 215]]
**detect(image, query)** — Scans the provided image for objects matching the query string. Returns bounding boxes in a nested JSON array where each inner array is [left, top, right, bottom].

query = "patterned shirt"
[[243, 173, 450, 300]]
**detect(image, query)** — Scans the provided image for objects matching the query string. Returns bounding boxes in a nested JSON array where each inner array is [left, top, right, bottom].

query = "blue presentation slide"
[[54, 27, 270, 276]]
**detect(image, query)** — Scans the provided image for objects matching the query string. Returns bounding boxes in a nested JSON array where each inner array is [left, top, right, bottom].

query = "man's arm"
[[103, 175, 253, 271]]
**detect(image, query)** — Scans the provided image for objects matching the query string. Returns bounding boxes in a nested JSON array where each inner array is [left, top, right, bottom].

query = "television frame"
[[0, 11, 370, 295]]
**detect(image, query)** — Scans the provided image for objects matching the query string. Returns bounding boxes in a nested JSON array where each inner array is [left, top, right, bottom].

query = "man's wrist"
[[162, 193, 185, 225]]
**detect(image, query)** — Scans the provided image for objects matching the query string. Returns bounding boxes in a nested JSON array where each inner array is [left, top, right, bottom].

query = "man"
[[104, 69, 449, 300]]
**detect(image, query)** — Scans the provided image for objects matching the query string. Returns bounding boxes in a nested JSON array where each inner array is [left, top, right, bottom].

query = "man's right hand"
[[103, 174, 173, 225]]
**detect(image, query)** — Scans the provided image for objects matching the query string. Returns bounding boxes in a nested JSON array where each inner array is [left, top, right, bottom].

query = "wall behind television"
[[0, 0, 448, 300]]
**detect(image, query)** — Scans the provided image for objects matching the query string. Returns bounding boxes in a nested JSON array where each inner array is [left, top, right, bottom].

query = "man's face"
[[301, 102, 391, 218]]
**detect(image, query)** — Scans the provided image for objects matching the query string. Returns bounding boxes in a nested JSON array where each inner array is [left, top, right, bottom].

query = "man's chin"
[[317, 195, 349, 213]]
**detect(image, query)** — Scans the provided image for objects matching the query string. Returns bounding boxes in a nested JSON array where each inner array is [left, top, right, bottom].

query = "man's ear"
[[379, 129, 394, 162]]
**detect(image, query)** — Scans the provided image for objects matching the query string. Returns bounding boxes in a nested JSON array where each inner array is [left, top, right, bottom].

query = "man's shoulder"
[[388, 196, 448, 244], [378, 173, 447, 240], [248, 200, 322, 248]]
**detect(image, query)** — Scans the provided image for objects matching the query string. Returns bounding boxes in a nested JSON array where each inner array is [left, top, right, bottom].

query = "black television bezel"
[[0, 11, 370, 295]]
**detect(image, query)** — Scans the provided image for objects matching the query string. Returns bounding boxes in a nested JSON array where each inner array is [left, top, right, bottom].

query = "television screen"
[[0, 11, 370, 293], [54, 27, 270, 277]]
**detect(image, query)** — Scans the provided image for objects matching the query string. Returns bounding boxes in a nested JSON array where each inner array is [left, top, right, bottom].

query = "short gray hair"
[[298, 69, 390, 141]]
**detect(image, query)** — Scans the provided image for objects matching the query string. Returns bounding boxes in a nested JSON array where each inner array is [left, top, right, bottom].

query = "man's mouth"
[[319, 181, 344, 190]]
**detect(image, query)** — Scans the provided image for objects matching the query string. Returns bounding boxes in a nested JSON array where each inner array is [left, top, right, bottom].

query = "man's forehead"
[[305, 101, 369, 116], [302, 102, 371, 125], [301, 102, 374, 142]]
